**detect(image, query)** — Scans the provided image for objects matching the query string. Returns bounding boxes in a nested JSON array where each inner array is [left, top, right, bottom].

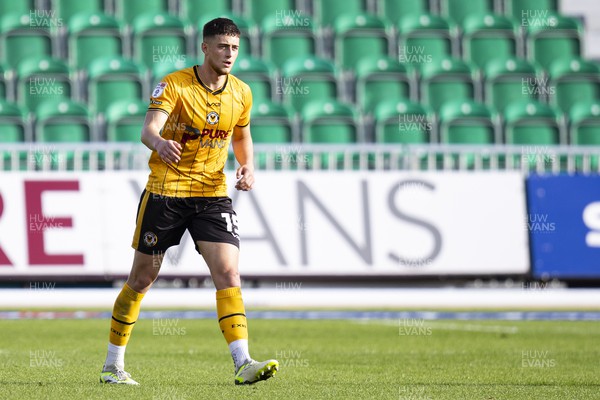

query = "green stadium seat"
[[198, 13, 256, 57], [354, 56, 413, 113], [243, 0, 298, 26], [0, 100, 27, 143], [397, 14, 456, 71], [333, 13, 391, 70], [0, 0, 35, 16], [113, 0, 171, 25], [547, 58, 600, 115], [280, 56, 339, 113], [49, 0, 105, 24], [105, 99, 147, 142], [312, 0, 367, 28], [461, 13, 519, 70], [438, 0, 496, 25], [419, 57, 477, 113], [260, 12, 317, 70], [482, 57, 540, 113], [16, 56, 72, 113], [373, 99, 431, 144], [132, 13, 190, 70], [438, 100, 496, 168], [375, 0, 430, 23], [504, 0, 558, 22], [67, 12, 123, 69], [86, 56, 147, 114], [35, 99, 91, 142], [250, 99, 295, 168], [0, 13, 54, 68], [525, 14, 583, 71], [180, 0, 234, 26], [230, 56, 275, 102], [568, 101, 600, 170]]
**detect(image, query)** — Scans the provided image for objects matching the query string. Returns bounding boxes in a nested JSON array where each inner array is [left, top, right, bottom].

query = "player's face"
[[202, 35, 240, 76]]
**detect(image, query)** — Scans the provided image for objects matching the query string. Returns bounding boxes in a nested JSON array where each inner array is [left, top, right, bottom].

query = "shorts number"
[[220, 213, 239, 238]]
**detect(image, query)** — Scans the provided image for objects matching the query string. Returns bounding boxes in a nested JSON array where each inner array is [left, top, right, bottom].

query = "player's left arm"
[[231, 124, 255, 191]]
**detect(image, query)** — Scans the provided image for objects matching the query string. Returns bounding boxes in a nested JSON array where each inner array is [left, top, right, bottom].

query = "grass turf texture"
[[0, 318, 598, 399]]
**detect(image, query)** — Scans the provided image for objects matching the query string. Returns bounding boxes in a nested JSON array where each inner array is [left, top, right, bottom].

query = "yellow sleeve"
[[236, 83, 253, 127], [148, 74, 178, 116]]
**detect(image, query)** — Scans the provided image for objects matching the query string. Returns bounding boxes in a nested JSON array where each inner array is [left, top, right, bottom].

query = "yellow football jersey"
[[145, 66, 252, 197]]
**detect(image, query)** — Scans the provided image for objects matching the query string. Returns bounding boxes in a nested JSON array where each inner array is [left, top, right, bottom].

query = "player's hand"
[[155, 138, 182, 164], [235, 165, 255, 191]]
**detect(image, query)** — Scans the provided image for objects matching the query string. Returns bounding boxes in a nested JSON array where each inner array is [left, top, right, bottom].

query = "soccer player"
[[99, 18, 278, 385]]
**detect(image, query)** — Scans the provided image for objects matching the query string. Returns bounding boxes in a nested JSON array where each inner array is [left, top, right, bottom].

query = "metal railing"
[[1, 143, 599, 174]]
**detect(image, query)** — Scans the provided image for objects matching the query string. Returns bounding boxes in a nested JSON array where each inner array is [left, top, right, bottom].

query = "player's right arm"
[[141, 110, 182, 164]]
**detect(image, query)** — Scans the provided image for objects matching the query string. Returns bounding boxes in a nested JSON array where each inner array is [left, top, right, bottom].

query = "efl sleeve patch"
[[152, 82, 167, 98]]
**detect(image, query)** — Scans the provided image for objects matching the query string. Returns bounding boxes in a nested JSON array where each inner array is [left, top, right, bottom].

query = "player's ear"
[[201, 41, 208, 55]]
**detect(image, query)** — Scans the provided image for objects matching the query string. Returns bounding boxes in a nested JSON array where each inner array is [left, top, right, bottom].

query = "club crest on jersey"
[[206, 111, 220, 125], [152, 82, 167, 98], [143, 231, 158, 247]]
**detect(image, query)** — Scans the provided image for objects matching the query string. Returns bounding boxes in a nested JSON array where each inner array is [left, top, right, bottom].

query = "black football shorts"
[[132, 190, 240, 255]]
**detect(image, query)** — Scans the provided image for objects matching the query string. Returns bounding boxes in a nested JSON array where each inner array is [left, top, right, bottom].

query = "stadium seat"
[[461, 13, 519, 70], [0, 13, 54, 68], [0, 100, 27, 143], [354, 56, 413, 113], [16, 56, 72, 113], [312, 0, 367, 28], [243, 0, 298, 26], [179, 0, 234, 26], [301, 99, 358, 143], [375, 0, 430, 23], [547, 58, 600, 115], [504, 0, 558, 21], [67, 12, 123, 69], [113, 0, 171, 25], [568, 100, 600, 170], [230, 56, 275, 102], [279, 56, 339, 113], [504, 100, 561, 145], [249, 99, 295, 168], [397, 13, 456, 71], [333, 13, 391, 70], [105, 99, 147, 142], [197, 13, 256, 58], [438, 0, 496, 25], [482, 57, 540, 113], [260, 12, 317, 70], [525, 14, 583, 71], [419, 57, 477, 113], [373, 99, 431, 144], [49, 0, 105, 24], [131, 13, 190, 70], [0, 0, 35, 16], [86, 56, 147, 114], [35, 99, 91, 142]]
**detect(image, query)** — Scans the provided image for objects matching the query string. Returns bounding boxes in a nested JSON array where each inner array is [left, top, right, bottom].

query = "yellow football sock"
[[109, 283, 144, 346], [216, 287, 248, 344]]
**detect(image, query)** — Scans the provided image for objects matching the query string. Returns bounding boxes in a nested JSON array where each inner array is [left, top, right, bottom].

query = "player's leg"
[[196, 240, 279, 385], [100, 251, 163, 385]]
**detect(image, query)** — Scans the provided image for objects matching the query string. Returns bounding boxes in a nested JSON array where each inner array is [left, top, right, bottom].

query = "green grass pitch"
[[0, 317, 598, 399]]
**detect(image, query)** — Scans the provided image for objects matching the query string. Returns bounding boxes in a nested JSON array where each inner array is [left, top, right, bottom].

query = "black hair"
[[202, 18, 241, 39]]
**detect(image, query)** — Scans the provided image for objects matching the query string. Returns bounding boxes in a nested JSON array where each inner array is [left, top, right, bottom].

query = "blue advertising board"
[[527, 174, 600, 279]]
